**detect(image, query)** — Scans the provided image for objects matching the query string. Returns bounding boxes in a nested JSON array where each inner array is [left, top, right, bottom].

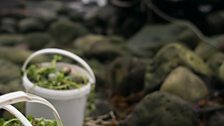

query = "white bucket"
[[0, 91, 63, 126], [22, 48, 96, 126]]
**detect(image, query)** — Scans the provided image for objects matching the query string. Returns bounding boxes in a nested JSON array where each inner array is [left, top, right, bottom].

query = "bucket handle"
[[1, 105, 32, 126], [22, 48, 96, 84], [0, 91, 63, 126]]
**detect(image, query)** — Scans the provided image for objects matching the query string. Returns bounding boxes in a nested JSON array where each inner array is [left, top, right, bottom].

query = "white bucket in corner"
[[22, 48, 96, 126]]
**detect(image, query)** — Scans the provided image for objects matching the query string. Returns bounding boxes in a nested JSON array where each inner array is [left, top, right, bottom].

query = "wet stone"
[[74, 35, 127, 61], [0, 18, 17, 33], [0, 59, 20, 83], [108, 57, 146, 96], [123, 92, 198, 126], [18, 18, 45, 33], [49, 19, 89, 44], [0, 34, 23, 46], [160, 66, 208, 102], [127, 24, 199, 57], [22, 32, 51, 50]]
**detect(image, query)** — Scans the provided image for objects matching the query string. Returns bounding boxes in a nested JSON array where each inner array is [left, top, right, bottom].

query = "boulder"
[[218, 62, 224, 82], [123, 92, 198, 126], [108, 57, 146, 96], [74, 35, 128, 61], [208, 113, 224, 126], [0, 59, 20, 83], [195, 42, 218, 61], [160, 66, 208, 102], [18, 18, 45, 33], [155, 43, 212, 76], [127, 24, 200, 57], [144, 43, 212, 93], [49, 19, 89, 44], [0, 46, 49, 64], [207, 52, 224, 74], [0, 34, 23, 46], [0, 18, 17, 33], [207, 11, 224, 34], [22, 32, 51, 50]]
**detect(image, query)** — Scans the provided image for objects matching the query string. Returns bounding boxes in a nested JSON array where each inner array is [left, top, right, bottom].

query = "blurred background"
[[1, 0, 224, 126]]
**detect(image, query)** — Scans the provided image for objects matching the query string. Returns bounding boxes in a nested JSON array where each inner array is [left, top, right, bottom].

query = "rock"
[[74, 35, 128, 61], [127, 24, 200, 57], [0, 46, 49, 64], [108, 57, 146, 96], [22, 32, 51, 50], [0, 18, 17, 33], [18, 18, 45, 33], [0, 79, 22, 94], [0, 34, 23, 46], [88, 60, 106, 88], [26, 9, 57, 24], [218, 62, 224, 82], [207, 52, 224, 74], [160, 67, 208, 102], [49, 19, 89, 44], [208, 113, 224, 126], [195, 42, 218, 61], [155, 43, 212, 76], [0, 59, 20, 83], [89, 99, 112, 117], [38, 1, 64, 13], [144, 43, 212, 93], [207, 11, 224, 34], [26, 1, 64, 13], [123, 92, 198, 126]]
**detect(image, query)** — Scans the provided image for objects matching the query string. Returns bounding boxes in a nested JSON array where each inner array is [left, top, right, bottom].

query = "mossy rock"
[[108, 57, 146, 96], [0, 59, 20, 83], [88, 60, 106, 88], [123, 92, 198, 126], [127, 24, 200, 57], [0, 18, 17, 33], [208, 113, 224, 126], [155, 43, 212, 76], [22, 33, 51, 50], [0, 46, 49, 64], [218, 62, 224, 82], [207, 11, 224, 34], [144, 43, 212, 93], [0, 79, 22, 95], [49, 19, 89, 44], [18, 18, 45, 33], [74, 35, 127, 61], [207, 52, 224, 74], [160, 66, 208, 102], [194, 42, 218, 61], [0, 34, 23, 46]]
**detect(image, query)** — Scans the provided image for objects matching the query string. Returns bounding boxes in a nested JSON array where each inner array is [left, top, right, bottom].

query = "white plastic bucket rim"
[[22, 48, 96, 100]]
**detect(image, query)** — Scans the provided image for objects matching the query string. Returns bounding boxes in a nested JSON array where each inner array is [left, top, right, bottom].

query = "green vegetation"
[[26, 55, 88, 90], [0, 116, 57, 126]]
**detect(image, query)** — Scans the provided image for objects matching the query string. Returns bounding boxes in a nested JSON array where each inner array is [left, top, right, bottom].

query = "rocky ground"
[[1, 0, 224, 126]]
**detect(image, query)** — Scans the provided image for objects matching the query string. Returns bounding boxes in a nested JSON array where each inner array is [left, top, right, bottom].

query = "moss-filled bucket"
[[22, 48, 95, 126], [0, 91, 63, 126]]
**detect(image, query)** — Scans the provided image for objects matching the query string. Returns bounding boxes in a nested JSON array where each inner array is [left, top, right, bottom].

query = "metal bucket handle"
[[0, 91, 63, 126], [22, 48, 95, 84]]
